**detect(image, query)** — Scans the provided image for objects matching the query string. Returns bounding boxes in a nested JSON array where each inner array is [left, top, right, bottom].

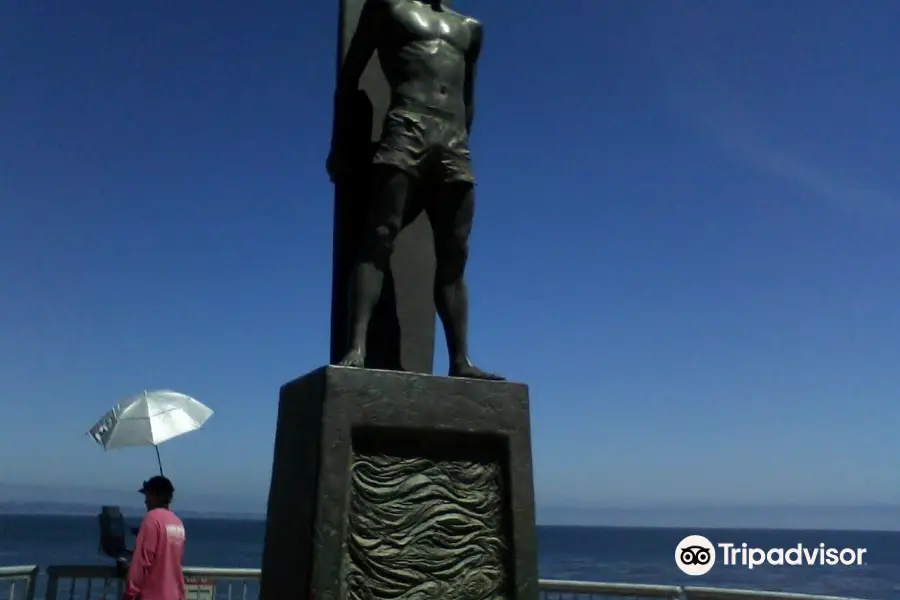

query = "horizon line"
[[2, 511, 898, 533]]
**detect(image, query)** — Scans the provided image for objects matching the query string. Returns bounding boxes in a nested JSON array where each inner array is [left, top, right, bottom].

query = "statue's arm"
[[464, 21, 482, 134], [331, 0, 381, 151]]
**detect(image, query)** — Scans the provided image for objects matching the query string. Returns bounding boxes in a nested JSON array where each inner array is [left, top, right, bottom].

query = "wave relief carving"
[[346, 452, 508, 600]]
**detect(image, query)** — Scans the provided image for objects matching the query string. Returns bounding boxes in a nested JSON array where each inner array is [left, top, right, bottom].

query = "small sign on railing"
[[185, 575, 216, 600]]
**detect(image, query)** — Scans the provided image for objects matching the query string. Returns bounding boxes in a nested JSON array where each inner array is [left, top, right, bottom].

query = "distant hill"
[[0, 500, 263, 520], [0, 482, 265, 518]]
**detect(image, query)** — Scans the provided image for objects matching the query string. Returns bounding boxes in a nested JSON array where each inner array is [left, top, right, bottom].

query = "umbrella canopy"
[[87, 390, 213, 474]]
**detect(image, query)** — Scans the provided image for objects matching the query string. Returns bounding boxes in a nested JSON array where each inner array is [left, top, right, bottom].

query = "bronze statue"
[[328, 0, 503, 380]]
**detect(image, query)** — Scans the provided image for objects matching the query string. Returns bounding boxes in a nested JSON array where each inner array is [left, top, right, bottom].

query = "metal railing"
[[0, 565, 863, 600], [538, 579, 865, 600], [0, 565, 38, 600]]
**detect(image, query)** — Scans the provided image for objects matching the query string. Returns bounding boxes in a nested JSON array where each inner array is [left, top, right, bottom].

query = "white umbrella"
[[87, 389, 214, 475]]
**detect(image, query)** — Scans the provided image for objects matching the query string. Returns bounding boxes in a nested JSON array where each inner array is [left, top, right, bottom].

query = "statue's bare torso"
[[376, 0, 479, 125]]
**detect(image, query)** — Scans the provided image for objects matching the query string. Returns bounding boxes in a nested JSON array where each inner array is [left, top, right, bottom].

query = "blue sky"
[[2, 1, 899, 525]]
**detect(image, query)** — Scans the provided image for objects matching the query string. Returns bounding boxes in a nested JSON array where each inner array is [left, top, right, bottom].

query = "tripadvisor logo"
[[675, 535, 716, 576], [675, 535, 868, 575]]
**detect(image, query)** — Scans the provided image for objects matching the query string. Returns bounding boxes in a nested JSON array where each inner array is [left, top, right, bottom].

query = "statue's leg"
[[427, 183, 505, 381], [339, 166, 415, 368]]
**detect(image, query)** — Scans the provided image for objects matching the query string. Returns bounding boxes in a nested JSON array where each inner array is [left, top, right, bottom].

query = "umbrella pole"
[[155, 445, 164, 476]]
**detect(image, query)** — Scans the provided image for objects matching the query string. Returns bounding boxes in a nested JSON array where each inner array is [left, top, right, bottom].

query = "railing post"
[[23, 567, 38, 600], [43, 568, 58, 600]]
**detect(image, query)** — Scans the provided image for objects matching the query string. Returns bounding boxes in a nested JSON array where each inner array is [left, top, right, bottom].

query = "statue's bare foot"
[[449, 362, 506, 381], [338, 347, 366, 368]]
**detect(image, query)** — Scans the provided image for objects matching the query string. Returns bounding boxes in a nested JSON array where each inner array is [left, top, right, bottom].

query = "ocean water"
[[1, 515, 898, 599]]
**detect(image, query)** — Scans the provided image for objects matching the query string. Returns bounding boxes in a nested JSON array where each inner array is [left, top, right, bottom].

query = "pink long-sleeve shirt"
[[124, 508, 186, 600]]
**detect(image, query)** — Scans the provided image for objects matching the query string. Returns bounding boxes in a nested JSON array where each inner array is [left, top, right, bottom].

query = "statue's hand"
[[326, 147, 346, 183]]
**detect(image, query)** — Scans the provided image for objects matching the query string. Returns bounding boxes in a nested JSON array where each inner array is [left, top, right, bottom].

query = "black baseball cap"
[[138, 476, 175, 496]]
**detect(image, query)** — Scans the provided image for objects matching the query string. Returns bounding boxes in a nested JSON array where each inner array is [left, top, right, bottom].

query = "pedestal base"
[[259, 366, 537, 600]]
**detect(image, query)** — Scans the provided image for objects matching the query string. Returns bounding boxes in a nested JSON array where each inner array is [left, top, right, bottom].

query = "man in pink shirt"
[[123, 476, 186, 600]]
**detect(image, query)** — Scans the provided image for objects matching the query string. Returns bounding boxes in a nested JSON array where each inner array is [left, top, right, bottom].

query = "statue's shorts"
[[372, 108, 475, 185]]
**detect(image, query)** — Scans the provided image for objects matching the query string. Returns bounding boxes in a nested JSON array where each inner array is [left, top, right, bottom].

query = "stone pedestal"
[[259, 366, 538, 600]]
